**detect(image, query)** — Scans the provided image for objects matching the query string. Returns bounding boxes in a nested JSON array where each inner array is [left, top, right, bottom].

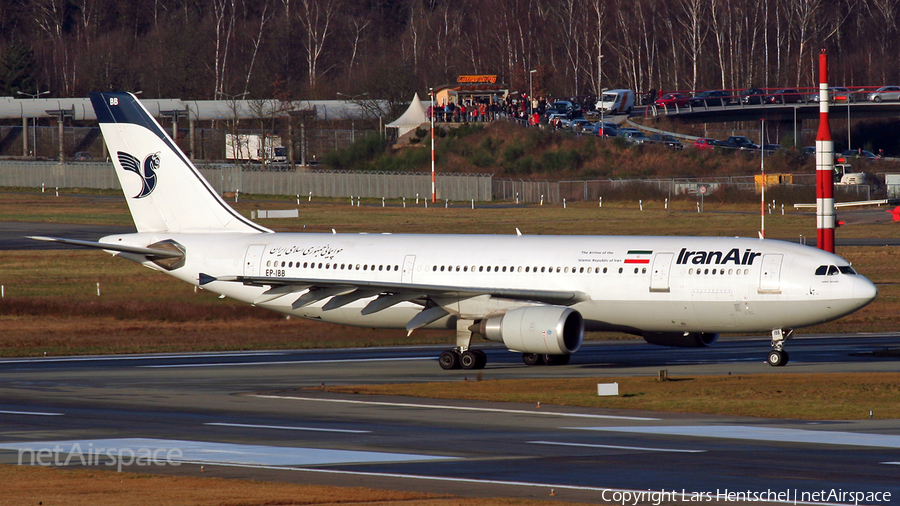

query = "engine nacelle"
[[642, 331, 719, 348], [477, 306, 583, 355]]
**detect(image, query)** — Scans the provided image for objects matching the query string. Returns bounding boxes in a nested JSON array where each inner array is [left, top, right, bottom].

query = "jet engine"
[[642, 331, 719, 347], [476, 306, 583, 355]]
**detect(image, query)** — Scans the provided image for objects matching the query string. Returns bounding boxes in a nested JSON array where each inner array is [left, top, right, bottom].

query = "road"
[[1, 337, 899, 504]]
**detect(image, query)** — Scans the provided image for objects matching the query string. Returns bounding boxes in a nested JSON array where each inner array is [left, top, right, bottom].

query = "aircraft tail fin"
[[89, 92, 271, 234]]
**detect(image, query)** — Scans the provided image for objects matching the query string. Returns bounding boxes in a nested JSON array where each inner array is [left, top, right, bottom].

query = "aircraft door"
[[649, 252, 674, 292], [244, 244, 266, 276], [758, 254, 783, 293], [401, 255, 416, 283]]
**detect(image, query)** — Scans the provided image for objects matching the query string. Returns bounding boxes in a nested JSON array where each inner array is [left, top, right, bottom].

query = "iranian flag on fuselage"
[[624, 250, 652, 264]]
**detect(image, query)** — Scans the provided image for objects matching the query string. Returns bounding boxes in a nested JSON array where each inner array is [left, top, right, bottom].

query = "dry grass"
[[322, 373, 900, 420], [0, 465, 582, 506]]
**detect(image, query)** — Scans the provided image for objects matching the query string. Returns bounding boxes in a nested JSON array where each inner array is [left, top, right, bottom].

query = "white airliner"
[[33, 92, 877, 369]]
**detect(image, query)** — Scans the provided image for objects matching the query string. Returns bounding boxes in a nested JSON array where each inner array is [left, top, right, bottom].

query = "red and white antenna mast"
[[815, 49, 835, 253]]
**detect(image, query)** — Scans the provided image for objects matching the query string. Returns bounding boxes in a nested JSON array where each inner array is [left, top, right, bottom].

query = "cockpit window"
[[839, 265, 857, 275], [815, 265, 827, 275], [827, 265, 839, 275]]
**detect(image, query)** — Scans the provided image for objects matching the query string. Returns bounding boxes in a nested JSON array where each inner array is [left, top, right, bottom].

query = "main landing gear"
[[439, 318, 487, 370], [767, 328, 793, 366], [439, 349, 487, 370], [522, 353, 570, 366]]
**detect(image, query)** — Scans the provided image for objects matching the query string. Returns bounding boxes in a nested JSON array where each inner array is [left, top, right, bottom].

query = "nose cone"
[[854, 276, 878, 308]]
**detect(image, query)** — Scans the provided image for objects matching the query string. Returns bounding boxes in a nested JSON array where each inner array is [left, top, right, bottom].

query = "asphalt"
[[0, 337, 899, 504]]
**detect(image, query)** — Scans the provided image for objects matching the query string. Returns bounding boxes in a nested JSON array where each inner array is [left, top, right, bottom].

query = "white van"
[[595, 89, 635, 115]]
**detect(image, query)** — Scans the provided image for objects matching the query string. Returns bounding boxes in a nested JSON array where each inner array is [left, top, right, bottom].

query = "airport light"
[[17, 90, 49, 158], [429, 87, 435, 203], [529, 70, 537, 121]]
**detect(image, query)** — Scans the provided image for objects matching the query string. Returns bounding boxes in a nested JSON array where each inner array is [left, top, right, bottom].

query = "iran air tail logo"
[[118, 151, 159, 198]]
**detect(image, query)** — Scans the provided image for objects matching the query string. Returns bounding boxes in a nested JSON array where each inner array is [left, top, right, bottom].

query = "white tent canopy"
[[387, 93, 427, 138]]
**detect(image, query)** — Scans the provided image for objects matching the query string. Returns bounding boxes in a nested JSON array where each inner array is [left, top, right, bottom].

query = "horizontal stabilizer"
[[28, 236, 183, 258]]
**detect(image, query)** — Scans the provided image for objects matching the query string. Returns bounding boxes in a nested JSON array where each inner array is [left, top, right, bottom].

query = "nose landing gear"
[[767, 328, 793, 366]]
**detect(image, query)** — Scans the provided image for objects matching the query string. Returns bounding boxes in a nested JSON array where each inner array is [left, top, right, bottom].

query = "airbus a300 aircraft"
[[34, 92, 878, 369]]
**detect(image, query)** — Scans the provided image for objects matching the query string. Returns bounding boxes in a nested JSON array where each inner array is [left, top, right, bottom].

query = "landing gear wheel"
[[460, 350, 486, 370], [439, 350, 460, 370], [522, 353, 542, 366], [542, 354, 571, 366], [767, 350, 788, 367]]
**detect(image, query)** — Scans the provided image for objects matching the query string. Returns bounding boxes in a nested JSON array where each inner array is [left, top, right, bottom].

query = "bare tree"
[[297, 0, 343, 93]]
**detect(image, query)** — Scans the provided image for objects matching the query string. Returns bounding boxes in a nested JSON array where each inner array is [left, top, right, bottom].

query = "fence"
[[0, 161, 881, 204], [0, 161, 492, 201]]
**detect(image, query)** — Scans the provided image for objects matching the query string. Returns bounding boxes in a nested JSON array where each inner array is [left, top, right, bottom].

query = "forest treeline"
[[0, 0, 898, 103]]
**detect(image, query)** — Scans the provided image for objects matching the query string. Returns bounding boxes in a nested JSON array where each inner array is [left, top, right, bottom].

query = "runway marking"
[[179, 461, 854, 506], [0, 410, 64, 416], [527, 440, 705, 453], [569, 425, 900, 448], [141, 357, 432, 368], [252, 394, 660, 421], [0, 351, 285, 365], [204, 422, 370, 434], [0, 438, 451, 467]]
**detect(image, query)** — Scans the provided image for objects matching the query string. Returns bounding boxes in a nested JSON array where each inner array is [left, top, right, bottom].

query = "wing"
[[203, 274, 590, 333]]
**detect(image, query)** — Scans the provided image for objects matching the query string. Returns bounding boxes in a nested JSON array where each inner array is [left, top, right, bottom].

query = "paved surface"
[[1, 337, 899, 504]]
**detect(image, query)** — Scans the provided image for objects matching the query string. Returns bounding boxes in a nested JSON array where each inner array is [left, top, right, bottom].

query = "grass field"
[[0, 465, 580, 506], [322, 373, 900, 420], [1, 188, 898, 357]]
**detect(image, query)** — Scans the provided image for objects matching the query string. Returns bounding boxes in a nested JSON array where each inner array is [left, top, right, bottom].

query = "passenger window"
[[689, 268, 693, 274], [456, 266, 460, 272], [815, 265, 827, 275], [525, 266, 530, 272], [633, 268, 638, 274], [642, 268, 647, 274], [318, 263, 323, 268], [827, 265, 839, 275], [580, 267, 584, 273], [356, 264, 360, 270], [517, 266, 522, 273], [440, 266, 445, 272], [565, 267, 569, 273], [603, 267, 607, 274], [541, 267, 546, 273], [618, 267, 623, 274], [463, 266, 468, 272], [502, 266, 507, 272], [479, 266, 484, 272]]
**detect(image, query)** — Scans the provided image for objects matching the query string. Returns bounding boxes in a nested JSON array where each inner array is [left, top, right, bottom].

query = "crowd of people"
[[426, 95, 555, 124]]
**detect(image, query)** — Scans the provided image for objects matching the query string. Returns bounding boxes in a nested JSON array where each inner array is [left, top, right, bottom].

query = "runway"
[[1, 336, 899, 504]]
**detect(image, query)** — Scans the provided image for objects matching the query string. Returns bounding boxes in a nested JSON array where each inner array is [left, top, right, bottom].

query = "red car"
[[654, 92, 690, 108], [694, 138, 717, 151]]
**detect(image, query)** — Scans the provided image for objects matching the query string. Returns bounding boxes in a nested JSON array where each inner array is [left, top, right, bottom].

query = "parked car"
[[693, 138, 717, 151], [73, 151, 93, 161], [739, 88, 766, 105], [597, 125, 617, 138], [568, 118, 595, 132], [809, 87, 855, 103], [802, 146, 816, 155], [653, 92, 690, 108], [689, 90, 731, 107], [649, 134, 684, 150], [766, 89, 805, 104], [866, 86, 900, 102], [724, 136, 760, 150], [617, 129, 649, 145], [763, 144, 783, 152], [595, 89, 635, 114], [841, 149, 878, 160], [547, 100, 574, 114]]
